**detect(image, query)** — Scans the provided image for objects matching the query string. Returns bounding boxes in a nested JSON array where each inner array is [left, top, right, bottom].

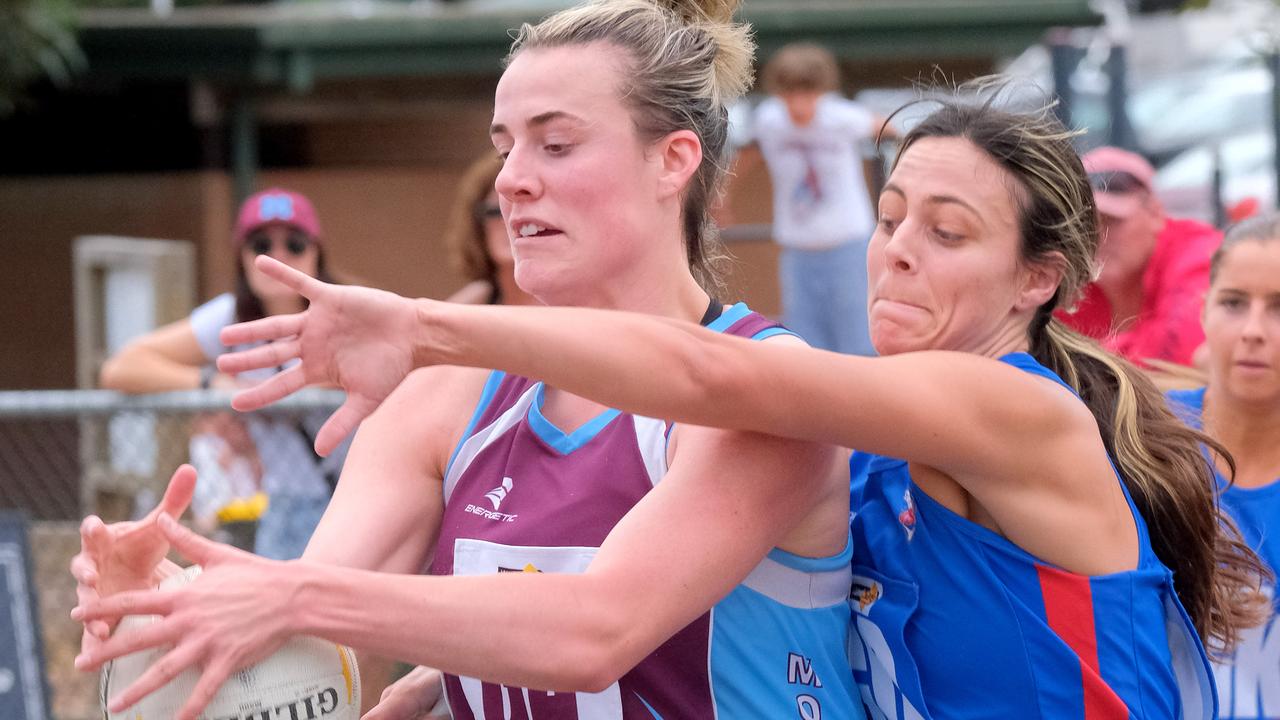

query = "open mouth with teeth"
[[516, 223, 562, 238]]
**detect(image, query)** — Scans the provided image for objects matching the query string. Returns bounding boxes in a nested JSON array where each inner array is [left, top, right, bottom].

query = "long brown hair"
[[893, 87, 1269, 653], [443, 153, 505, 289]]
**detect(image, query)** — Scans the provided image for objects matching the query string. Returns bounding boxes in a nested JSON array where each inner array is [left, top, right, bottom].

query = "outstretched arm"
[[221, 256, 1081, 479], [74, 423, 838, 718], [220, 259, 1119, 564]]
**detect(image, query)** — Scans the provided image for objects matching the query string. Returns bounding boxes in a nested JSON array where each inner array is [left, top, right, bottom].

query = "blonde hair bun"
[[658, 0, 754, 106]]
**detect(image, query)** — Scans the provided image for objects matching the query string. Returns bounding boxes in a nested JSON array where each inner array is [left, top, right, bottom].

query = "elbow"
[[572, 637, 635, 694], [98, 356, 125, 390], [549, 637, 634, 694], [527, 611, 644, 693]]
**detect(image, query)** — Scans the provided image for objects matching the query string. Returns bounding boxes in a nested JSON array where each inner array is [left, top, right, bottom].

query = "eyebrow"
[[882, 182, 983, 218], [1215, 287, 1280, 299], [490, 110, 584, 136]]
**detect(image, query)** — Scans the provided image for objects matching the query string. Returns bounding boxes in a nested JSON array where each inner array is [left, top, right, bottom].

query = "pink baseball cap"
[[232, 188, 323, 247], [1081, 146, 1155, 219]]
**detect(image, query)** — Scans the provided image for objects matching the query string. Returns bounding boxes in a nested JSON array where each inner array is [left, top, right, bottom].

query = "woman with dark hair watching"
[[187, 92, 1272, 717], [1168, 212, 1280, 719], [444, 153, 538, 307], [97, 188, 346, 561]]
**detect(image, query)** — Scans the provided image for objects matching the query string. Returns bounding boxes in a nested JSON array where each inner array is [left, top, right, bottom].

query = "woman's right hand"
[[362, 666, 449, 720], [69, 465, 197, 654], [217, 256, 425, 456]]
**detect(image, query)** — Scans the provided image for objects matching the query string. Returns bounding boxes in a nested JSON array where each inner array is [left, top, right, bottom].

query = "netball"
[[100, 566, 361, 720]]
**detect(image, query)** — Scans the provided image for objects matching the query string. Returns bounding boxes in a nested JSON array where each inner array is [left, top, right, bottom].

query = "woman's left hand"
[[216, 255, 424, 456], [72, 514, 298, 720]]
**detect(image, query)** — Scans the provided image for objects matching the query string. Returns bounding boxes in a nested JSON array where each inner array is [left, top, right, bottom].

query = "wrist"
[[286, 559, 323, 636], [411, 298, 462, 369]]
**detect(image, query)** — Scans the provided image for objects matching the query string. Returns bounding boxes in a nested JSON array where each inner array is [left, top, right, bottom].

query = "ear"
[[1016, 251, 1066, 312], [653, 129, 703, 200]]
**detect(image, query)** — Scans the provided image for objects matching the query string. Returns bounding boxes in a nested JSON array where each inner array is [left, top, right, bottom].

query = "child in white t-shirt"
[[725, 43, 894, 355]]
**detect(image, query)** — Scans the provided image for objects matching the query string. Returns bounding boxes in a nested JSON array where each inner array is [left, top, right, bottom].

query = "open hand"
[[217, 256, 423, 456], [69, 465, 196, 655], [73, 514, 296, 720]]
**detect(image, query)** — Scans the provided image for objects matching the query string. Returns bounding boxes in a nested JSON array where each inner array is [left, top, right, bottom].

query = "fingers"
[[79, 515, 110, 558], [157, 465, 197, 520], [254, 255, 327, 298], [174, 655, 237, 720], [72, 559, 112, 643], [217, 337, 302, 375], [362, 666, 443, 720], [157, 514, 226, 566], [229, 365, 307, 412], [75, 577, 110, 654], [314, 396, 375, 456], [75, 610, 176, 671], [73, 588, 173, 627], [361, 695, 411, 720], [362, 692, 419, 720], [69, 549, 99, 587], [218, 312, 304, 350], [74, 516, 123, 641], [106, 643, 200, 714]]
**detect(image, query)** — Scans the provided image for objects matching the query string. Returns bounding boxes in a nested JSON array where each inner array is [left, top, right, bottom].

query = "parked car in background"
[[1133, 62, 1272, 165], [1154, 128, 1275, 225]]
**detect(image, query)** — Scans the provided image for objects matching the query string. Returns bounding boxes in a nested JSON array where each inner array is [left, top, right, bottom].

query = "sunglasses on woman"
[[247, 231, 312, 257], [474, 203, 503, 221], [1087, 171, 1147, 195]]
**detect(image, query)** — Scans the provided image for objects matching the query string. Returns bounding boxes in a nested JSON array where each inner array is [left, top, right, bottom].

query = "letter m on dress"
[[788, 652, 823, 688]]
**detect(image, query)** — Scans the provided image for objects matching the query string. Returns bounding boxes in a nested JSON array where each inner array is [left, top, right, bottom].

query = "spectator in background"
[[1168, 212, 1280, 719], [98, 188, 349, 560], [443, 153, 537, 307], [1059, 146, 1221, 367], [723, 42, 892, 355]]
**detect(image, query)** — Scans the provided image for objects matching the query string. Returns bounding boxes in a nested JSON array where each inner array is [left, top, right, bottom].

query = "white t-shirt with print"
[[751, 93, 877, 250]]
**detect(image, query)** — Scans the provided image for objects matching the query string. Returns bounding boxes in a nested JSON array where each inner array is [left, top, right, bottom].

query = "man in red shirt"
[[1059, 146, 1220, 367]]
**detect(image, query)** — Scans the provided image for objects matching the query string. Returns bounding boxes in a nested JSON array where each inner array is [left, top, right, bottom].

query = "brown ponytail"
[[896, 84, 1270, 652], [1032, 317, 1270, 652]]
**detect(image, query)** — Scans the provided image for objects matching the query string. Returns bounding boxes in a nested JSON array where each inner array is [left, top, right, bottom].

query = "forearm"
[[419, 301, 758, 433], [99, 351, 203, 393], [292, 562, 631, 692]]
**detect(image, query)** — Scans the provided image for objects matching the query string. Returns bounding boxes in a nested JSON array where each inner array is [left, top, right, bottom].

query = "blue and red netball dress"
[[848, 352, 1215, 720], [1168, 386, 1280, 720], [429, 303, 862, 720]]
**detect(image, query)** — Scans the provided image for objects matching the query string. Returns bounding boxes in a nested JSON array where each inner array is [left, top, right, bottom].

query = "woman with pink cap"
[[96, 188, 344, 561]]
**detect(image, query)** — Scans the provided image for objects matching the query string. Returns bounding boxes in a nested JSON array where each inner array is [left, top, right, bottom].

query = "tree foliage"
[[0, 0, 85, 116]]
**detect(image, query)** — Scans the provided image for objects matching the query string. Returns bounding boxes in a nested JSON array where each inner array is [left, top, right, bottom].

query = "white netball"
[[101, 565, 361, 720]]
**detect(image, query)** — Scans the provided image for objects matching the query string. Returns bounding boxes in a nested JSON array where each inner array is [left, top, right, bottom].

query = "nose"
[[1241, 301, 1268, 343], [880, 220, 917, 274], [494, 146, 541, 203]]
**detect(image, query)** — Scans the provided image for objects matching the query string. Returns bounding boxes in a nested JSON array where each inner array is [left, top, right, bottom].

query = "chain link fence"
[[0, 388, 346, 523], [0, 388, 347, 720]]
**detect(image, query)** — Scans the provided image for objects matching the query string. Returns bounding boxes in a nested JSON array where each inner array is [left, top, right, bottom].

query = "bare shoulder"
[[376, 365, 493, 431], [360, 365, 494, 475]]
